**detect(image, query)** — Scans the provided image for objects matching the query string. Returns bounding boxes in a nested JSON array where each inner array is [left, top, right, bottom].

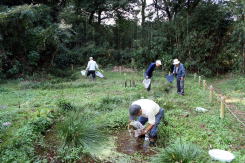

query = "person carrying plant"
[[144, 60, 162, 91], [172, 59, 186, 95], [86, 57, 99, 80], [128, 99, 164, 146]]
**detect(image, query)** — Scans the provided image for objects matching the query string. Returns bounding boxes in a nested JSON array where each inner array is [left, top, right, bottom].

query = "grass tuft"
[[152, 139, 205, 163], [56, 99, 76, 111], [58, 112, 107, 148]]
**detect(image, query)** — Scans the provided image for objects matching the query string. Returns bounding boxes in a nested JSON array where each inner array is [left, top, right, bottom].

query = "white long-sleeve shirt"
[[86, 60, 98, 71], [132, 99, 160, 125]]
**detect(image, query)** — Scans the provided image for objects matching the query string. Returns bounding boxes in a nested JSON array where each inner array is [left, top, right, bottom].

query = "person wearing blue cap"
[[129, 99, 164, 145], [144, 60, 162, 91]]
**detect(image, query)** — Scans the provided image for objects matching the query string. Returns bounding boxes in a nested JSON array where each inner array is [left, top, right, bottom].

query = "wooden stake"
[[71, 64, 74, 71], [203, 80, 206, 90], [194, 73, 197, 80], [133, 80, 136, 87], [198, 76, 201, 86], [220, 96, 225, 119], [119, 66, 122, 75], [125, 80, 127, 88], [209, 85, 214, 103]]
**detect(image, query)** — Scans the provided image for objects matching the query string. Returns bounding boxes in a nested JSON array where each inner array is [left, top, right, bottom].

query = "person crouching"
[[128, 99, 164, 146]]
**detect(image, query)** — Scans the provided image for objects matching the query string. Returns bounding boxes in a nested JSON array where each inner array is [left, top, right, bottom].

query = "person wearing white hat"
[[172, 59, 185, 95], [144, 60, 162, 91]]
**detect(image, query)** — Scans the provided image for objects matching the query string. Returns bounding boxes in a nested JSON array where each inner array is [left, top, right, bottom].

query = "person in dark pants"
[[86, 57, 99, 80], [172, 59, 186, 95], [129, 99, 164, 145], [145, 60, 162, 91]]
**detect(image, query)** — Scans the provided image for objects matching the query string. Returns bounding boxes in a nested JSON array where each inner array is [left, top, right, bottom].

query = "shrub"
[[152, 139, 204, 163]]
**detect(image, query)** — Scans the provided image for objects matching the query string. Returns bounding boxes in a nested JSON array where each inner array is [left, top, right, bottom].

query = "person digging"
[[128, 99, 164, 146], [144, 60, 162, 91]]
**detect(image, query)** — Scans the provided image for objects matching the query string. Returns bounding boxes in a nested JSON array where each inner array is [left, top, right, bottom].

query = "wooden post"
[[198, 76, 201, 86], [203, 80, 206, 90], [125, 80, 127, 88], [194, 73, 197, 80], [209, 85, 214, 103], [220, 96, 225, 119], [133, 80, 136, 87], [71, 64, 74, 71]]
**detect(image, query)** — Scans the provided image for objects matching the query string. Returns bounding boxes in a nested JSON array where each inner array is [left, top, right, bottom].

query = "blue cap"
[[129, 104, 141, 120]]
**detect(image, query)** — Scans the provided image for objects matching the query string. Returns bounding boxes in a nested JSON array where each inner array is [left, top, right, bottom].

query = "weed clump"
[[57, 99, 75, 111], [152, 139, 205, 163]]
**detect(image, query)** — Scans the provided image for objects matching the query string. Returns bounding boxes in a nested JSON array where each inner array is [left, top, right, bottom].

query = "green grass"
[[0, 71, 244, 162]]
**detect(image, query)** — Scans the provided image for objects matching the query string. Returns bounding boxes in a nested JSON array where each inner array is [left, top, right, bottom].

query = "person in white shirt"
[[129, 99, 164, 145], [86, 57, 98, 80]]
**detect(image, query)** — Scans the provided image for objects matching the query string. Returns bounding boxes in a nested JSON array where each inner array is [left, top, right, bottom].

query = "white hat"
[[173, 59, 180, 65], [156, 60, 162, 65]]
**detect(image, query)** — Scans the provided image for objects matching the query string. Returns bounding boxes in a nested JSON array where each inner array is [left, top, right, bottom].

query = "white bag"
[[129, 121, 145, 138], [96, 71, 104, 78], [81, 70, 86, 76], [195, 107, 208, 112], [129, 121, 144, 130], [142, 79, 151, 89]]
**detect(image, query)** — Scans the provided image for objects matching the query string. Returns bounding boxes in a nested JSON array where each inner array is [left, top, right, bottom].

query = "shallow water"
[[116, 130, 155, 155]]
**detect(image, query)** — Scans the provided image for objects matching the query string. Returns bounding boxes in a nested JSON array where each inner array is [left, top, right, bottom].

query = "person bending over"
[[129, 99, 164, 145]]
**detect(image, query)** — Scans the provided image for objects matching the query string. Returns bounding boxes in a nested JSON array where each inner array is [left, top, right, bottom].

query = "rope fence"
[[194, 73, 245, 128]]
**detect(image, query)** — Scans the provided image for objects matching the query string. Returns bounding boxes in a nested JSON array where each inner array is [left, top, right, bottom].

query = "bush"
[[152, 139, 205, 163]]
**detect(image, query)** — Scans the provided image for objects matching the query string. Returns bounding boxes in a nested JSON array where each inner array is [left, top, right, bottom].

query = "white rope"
[[194, 75, 245, 128]]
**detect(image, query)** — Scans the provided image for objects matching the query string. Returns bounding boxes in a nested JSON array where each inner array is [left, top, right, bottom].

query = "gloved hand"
[[145, 75, 149, 79]]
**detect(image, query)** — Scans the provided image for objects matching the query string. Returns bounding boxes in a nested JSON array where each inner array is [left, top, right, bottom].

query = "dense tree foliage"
[[0, 0, 244, 78]]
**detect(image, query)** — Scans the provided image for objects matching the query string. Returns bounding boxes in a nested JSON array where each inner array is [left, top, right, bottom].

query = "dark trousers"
[[147, 82, 151, 91], [138, 108, 164, 138], [87, 70, 96, 79], [177, 78, 184, 95]]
